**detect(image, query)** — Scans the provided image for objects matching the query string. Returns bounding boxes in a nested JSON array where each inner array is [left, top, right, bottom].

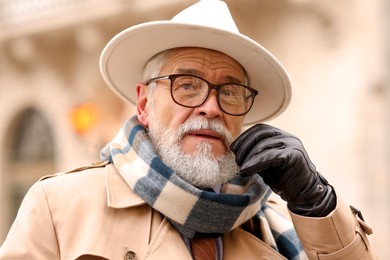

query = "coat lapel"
[[144, 219, 193, 260], [105, 163, 146, 208], [223, 228, 287, 259]]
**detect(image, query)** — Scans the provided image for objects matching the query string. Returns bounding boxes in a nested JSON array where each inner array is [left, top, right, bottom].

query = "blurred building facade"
[[0, 0, 389, 258]]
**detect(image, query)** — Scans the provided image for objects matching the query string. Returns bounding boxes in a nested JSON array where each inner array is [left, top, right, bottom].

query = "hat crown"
[[100, 0, 291, 124], [171, 0, 239, 33]]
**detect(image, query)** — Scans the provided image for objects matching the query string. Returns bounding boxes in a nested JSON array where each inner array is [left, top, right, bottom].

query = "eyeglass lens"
[[171, 75, 254, 115]]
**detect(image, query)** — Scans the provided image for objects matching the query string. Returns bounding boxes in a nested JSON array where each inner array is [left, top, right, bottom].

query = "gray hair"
[[142, 50, 171, 96]]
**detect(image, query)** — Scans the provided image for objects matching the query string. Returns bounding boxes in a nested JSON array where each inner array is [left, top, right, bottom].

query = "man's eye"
[[180, 83, 195, 90], [176, 83, 203, 92], [221, 89, 238, 97]]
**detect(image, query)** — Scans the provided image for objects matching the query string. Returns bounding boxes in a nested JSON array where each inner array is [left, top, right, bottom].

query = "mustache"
[[177, 119, 234, 146]]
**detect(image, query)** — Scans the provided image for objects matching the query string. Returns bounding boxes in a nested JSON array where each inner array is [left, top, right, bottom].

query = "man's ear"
[[136, 83, 149, 127]]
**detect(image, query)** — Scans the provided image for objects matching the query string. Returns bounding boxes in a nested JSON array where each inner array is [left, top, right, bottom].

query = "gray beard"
[[147, 115, 239, 189]]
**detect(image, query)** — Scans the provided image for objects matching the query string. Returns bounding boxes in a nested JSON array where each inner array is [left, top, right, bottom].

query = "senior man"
[[0, 0, 377, 259]]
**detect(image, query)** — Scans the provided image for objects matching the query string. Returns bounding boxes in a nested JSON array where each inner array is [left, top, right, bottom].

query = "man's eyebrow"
[[223, 75, 242, 84], [175, 68, 243, 84], [175, 68, 202, 76]]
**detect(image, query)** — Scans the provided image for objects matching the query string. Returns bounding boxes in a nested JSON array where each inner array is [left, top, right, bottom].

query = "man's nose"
[[195, 90, 223, 118]]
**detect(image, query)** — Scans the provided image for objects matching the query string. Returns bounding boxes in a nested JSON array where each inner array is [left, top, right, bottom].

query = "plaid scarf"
[[101, 116, 305, 259]]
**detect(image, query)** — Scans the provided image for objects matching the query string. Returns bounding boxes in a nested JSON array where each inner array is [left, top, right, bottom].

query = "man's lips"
[[184, 129, 223, 141]]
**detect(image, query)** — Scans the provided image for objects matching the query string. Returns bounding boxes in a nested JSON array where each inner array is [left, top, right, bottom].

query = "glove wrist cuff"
[[288, 185, 337, 217]]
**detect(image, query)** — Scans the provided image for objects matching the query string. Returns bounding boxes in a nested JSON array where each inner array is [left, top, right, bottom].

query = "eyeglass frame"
[[145, 74, 259, 116]]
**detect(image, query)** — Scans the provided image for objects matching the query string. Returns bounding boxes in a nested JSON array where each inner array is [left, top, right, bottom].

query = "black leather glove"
[[230, 124, 336, 217]]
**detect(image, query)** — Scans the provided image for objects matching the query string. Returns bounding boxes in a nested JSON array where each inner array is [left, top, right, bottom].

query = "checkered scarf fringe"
[[101, 116, 305, 259]]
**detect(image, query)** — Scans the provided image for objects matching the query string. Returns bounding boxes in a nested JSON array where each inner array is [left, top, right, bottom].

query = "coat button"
[[123, 247, 136, 260]]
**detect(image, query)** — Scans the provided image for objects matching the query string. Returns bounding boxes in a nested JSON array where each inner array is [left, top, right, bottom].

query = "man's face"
[[138, 48, 246, 158]]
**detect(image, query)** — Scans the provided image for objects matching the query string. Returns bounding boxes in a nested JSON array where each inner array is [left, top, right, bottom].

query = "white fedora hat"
[[100, 0, 291, 125]]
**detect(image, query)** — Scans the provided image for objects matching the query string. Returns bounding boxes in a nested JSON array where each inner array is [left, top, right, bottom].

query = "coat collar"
[[105, 163, 146, 208]]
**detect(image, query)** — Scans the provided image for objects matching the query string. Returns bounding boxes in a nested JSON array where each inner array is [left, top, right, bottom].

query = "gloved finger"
[[230, 124, 281, 151], [239, 132, 306, 165], [230, 124, 282, 165], [237, 134, 309, 174], [238, 145, 290, 176], [240, 138, 286, 163]]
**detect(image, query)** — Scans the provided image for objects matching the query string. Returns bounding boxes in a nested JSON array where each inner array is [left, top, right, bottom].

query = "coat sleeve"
[[0, 181, 60, 259], [289, 193, 379, 259]]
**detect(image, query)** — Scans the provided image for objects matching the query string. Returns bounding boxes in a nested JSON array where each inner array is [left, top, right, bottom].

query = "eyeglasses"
[[145, 74, 258, 116]]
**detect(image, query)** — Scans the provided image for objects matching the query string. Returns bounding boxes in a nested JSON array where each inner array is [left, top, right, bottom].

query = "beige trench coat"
[[0, 163, 378, 259]]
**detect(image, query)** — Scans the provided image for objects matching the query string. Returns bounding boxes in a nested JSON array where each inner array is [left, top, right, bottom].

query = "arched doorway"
[[1, 108, 56, 240]]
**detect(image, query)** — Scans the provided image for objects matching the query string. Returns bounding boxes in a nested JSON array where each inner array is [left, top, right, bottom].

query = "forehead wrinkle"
[[175, 68, 243, 85], [163, 48, 246, 84]]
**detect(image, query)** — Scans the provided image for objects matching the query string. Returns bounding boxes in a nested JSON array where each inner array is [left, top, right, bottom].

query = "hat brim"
[[100, 21, 291, 125]]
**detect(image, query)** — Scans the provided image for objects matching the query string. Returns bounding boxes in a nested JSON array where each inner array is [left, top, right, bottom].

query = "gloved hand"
[[230, 124, 336, 217]]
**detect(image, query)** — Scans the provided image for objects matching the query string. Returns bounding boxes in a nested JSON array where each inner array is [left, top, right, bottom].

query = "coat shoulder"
[[39, 160, 109, 182], [35, 161, 109, 198], [38, 161, 110, 182]]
